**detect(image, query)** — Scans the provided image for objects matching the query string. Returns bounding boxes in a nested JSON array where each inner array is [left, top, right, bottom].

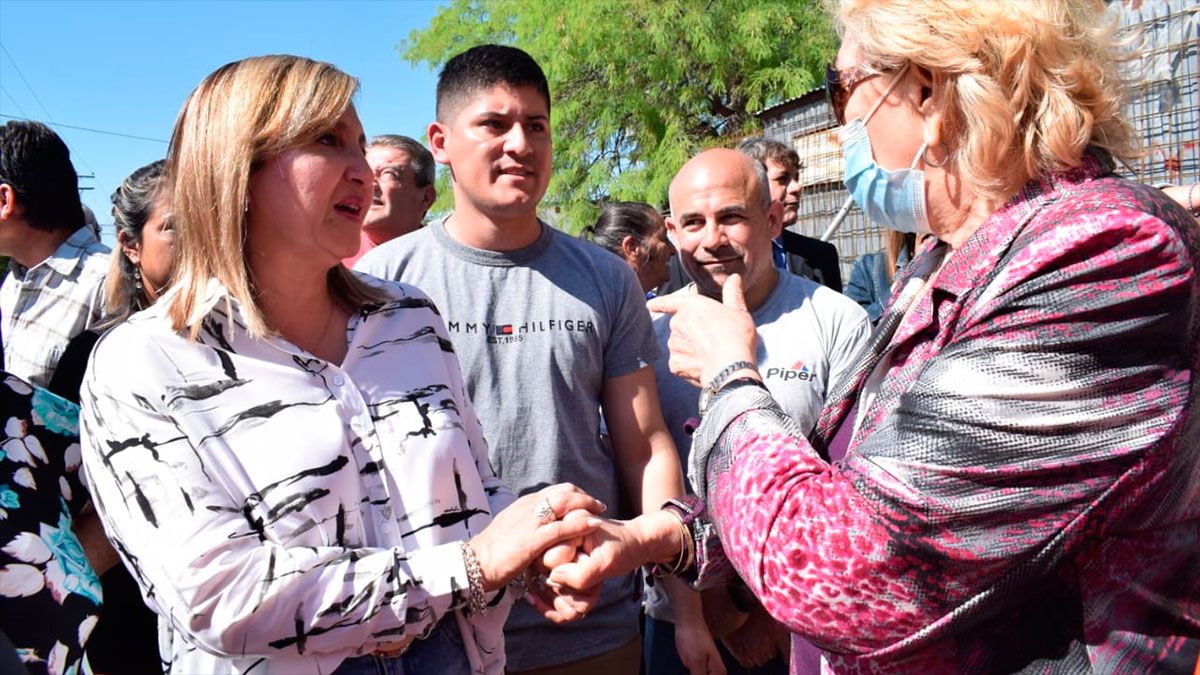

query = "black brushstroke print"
[[126, 471, 158, 527], [196, 396, 335, 446]]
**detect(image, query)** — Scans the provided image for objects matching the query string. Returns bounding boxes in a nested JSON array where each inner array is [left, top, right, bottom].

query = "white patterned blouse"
[[80, 276, 516, 674]]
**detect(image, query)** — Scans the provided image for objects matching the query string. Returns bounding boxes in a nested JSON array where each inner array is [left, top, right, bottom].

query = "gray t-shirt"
[[645, 271, 871, 621], [357, 217, 658, 669]]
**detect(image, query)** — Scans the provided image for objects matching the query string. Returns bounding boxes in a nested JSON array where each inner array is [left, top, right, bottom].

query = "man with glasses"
[[343, 134, 437, 267]]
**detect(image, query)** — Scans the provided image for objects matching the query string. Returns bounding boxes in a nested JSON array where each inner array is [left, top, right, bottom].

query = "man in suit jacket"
[[777, 229, 842, 292], [737, 137, 843, 292]]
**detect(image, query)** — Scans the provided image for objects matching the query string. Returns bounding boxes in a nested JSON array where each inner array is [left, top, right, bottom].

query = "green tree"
[[403, 0, 837, 232]]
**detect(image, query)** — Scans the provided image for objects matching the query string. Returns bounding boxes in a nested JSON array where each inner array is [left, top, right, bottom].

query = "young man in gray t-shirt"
[[643, 148, 871, 675], [357, 45, 691, 674]]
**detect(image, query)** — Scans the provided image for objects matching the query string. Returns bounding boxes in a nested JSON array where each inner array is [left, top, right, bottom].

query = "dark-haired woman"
[[48, 159, 175, 403], [584, 201, 676, 296], [53, 159, 174, 674]]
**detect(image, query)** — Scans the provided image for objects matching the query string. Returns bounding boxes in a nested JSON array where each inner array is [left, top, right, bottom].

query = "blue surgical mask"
[[834, 61, 932, 236], [839, 120, 930, 235]]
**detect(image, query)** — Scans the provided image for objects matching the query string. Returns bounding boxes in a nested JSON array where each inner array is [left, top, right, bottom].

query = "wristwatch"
[[698, 360, 757, 415], [661, 495, 704, 526], [644, 495, 705, 581]]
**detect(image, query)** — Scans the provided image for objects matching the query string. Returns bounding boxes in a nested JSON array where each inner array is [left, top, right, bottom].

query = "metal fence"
[[1119, 0, 1199, 188], [760, 0, 1200, 281]]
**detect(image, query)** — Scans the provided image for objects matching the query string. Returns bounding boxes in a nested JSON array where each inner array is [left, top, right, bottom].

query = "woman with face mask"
[[547, 1, 1200, 671]]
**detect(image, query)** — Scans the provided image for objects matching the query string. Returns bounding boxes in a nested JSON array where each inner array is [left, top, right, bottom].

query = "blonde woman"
[[80, 55, 601, 675], [552, 1, 1200, 672]]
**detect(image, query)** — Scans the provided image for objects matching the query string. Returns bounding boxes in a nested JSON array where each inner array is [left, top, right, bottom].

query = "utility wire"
[[0, 43, 111, 198], [0, 114, 168, 144], [0, 85, 29, 119], [0, 42, 56, 124]]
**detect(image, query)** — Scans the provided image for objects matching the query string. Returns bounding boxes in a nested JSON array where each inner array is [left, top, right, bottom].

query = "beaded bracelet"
[[460, 541, 488, 615]]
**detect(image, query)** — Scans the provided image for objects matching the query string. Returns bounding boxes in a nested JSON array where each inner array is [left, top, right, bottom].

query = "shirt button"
[[333, 375, 345, 386]]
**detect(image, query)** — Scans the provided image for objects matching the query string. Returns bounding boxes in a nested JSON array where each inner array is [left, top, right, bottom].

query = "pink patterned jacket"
[[687, 151, 1200, 673]]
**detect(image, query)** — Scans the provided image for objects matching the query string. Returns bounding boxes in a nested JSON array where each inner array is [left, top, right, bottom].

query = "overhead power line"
[[0, 42, 56, 124], [0, 85, 29, 118], [0, 41, 115, 199], [0, 114, 168, 144]]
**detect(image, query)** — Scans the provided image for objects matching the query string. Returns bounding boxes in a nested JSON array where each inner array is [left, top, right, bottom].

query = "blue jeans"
[[643, 616, 789, 675], [333, 615, 472, 675]]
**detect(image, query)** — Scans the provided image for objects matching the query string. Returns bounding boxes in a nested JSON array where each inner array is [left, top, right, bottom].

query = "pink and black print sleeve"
[[687, 161, 1200, 672]]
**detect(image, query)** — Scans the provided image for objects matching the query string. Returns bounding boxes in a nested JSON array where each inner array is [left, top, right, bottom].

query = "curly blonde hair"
[[836, 0, 1139, 201], [165, 55, 385, 339]]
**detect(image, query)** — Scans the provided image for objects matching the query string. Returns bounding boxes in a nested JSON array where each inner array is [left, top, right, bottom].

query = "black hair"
[[107, 159, 167, 320], [369, 135, 436, 187], [112, 159, 167, 252], [0, 120, 83, 232], [436, 44, 550, 122], [582, 201, 664, 258]]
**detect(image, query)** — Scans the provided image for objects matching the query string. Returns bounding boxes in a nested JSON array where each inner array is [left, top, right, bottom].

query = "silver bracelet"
[[699, 360, 757, 415], [460, 541, 489, 615]]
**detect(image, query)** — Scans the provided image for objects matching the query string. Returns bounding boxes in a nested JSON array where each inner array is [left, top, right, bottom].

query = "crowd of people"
[[0, 1, 1198, 674]]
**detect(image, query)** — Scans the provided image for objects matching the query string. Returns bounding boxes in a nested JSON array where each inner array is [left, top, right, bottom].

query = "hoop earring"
[[923, 143, 949, 168]]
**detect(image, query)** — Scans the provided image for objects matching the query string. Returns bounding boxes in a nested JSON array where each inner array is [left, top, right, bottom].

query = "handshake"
[[464, 483, 692, 622]]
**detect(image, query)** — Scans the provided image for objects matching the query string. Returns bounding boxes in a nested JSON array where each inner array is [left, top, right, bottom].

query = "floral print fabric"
[[0, 373, 100, 675]]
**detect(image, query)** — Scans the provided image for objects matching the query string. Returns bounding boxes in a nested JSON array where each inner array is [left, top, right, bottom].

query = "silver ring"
[[533, 497, 556, 525]]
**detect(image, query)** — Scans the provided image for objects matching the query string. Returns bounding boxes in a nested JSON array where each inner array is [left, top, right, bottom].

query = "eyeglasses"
[[824, 64, 884, 126]]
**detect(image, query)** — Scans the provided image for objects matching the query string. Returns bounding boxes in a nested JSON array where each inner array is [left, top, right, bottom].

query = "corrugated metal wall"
[[761, 0, 1199, 281]]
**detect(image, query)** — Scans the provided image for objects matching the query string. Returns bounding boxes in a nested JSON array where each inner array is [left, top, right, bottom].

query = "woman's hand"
[[524, 509, 603, 623], [467, 483, 605, 592], [647, 274, 757, 387], [545, 510, 684, 592]]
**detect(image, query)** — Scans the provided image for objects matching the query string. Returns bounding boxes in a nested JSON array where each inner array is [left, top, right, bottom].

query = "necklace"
[[313, 299, 345, 361]]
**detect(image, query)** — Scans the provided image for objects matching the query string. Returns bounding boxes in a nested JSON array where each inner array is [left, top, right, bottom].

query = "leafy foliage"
[[403, 0, 837, 232]]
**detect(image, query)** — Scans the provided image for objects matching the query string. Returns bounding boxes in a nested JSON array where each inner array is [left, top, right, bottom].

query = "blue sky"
[[0, 0, 444, 244]]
